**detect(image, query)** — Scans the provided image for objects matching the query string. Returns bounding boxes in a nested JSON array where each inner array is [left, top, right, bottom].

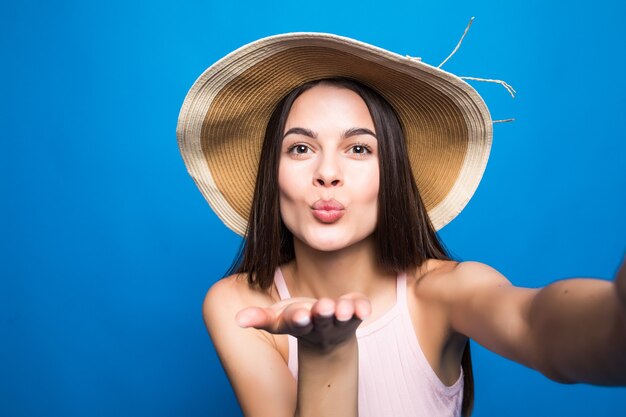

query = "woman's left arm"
[[446, 258, 626, 385]]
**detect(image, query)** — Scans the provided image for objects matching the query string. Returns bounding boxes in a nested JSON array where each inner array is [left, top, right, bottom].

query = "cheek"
[[352, 163, 380, 204], [277, 160, 304, 222], [278, 160, 300, 200]]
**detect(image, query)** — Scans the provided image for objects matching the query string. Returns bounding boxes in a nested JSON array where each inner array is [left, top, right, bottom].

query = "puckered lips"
[[311, 199, 345, 223]]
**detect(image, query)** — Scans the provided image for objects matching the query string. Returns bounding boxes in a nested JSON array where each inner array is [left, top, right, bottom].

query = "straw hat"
[[176, 32, 493, 236]]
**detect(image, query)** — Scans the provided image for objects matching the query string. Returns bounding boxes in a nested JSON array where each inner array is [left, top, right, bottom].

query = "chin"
[[307, 239, 351, 253], [299, 227, 371, 253]]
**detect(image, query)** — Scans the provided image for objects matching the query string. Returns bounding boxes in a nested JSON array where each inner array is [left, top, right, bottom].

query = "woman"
[[177, 33, 626, 417]]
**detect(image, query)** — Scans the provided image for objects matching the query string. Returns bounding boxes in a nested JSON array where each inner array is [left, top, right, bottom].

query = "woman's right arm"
[[202, 275, 369, 417]]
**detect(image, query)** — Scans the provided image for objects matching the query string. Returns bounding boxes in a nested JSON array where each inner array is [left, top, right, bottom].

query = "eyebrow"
[[283, 127, 377, 140]]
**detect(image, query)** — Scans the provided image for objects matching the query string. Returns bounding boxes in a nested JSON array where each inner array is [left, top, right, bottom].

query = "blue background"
[[2, 0, 625, 416]]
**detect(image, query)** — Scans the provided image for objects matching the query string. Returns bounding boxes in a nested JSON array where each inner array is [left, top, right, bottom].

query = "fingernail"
[[294, 315, 311, 326], [337, 314, 351, 322]]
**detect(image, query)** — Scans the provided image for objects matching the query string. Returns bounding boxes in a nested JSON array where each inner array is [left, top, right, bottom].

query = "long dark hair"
[[227, 77, 474, 416]]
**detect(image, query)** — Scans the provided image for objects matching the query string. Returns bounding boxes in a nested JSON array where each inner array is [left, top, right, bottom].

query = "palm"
[[236, 294, 371, 351]]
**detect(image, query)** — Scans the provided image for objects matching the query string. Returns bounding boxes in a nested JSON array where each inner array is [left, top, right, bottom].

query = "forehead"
[[285, 83, 374, 129]]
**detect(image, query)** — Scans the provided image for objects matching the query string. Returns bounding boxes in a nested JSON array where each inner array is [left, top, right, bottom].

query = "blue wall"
[[2, 0, 625, 416]]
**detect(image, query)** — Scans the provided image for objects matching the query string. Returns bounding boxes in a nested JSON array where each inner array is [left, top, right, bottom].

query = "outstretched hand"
[[236, 294, 371, 351]]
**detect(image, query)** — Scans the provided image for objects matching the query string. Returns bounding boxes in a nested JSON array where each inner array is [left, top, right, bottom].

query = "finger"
[[339, 293, 372, 320], [334, 298, 355, 323], [311, 298, 336, 330], [281, 305, 314, 336], [235, 307, 276, 331], [353, 297, 372, 321], [237, 297, 316, 328]]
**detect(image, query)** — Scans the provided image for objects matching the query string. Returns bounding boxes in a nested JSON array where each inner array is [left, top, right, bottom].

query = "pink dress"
[[274, 267, 464, 417]]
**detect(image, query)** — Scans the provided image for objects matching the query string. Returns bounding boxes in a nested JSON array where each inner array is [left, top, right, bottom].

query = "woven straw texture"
[[177, 33, 493, 235]]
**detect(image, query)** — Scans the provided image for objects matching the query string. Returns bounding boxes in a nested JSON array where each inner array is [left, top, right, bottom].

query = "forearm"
[[529, 267, 626, 385], [615, 259, 626, 315], [295, 337, 359, 417]]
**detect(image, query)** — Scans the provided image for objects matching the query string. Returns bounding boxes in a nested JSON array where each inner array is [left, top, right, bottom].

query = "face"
[[278, 83, 380, 252]]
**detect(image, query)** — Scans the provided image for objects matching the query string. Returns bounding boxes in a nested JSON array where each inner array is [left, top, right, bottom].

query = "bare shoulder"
[[202, 273, 277, 338], [204, 273, 272, 311], [202, 274, 296, 417], [411, 259, 512, 304], [204, 274, 245, 325]]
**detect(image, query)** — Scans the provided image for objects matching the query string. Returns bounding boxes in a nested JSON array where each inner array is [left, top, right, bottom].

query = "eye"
[[287, 144, 312, 155], [348, 144, 372, 155]]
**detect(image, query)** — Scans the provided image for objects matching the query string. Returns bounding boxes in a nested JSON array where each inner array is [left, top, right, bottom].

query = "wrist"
[[296, 336, 359, 417], [298, 334, 358, 358]]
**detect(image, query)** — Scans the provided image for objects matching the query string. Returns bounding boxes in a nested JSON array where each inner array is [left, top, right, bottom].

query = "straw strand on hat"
[[438, 16, 475, 69]]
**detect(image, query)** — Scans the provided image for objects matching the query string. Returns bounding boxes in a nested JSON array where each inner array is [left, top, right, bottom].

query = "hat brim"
[[177, 32, 492, 235]]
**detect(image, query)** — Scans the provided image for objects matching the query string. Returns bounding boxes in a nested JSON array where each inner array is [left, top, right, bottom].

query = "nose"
[[314, 152, 343, 187]]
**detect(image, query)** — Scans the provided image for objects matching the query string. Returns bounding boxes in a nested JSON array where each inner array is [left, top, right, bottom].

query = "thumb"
[[236, 307, 275, 330]]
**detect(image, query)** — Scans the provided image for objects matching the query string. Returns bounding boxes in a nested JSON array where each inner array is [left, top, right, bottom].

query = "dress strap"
[[273, 267, 299, 380], [274, 267, 291, 300], [287, 335, 298, 380]]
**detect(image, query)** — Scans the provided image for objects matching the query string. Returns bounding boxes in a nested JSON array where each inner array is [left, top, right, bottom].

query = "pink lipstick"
[[311, 199, 345, 223]]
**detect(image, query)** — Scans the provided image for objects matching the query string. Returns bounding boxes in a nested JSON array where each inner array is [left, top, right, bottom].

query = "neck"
[[284, 235, 395, 299]]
